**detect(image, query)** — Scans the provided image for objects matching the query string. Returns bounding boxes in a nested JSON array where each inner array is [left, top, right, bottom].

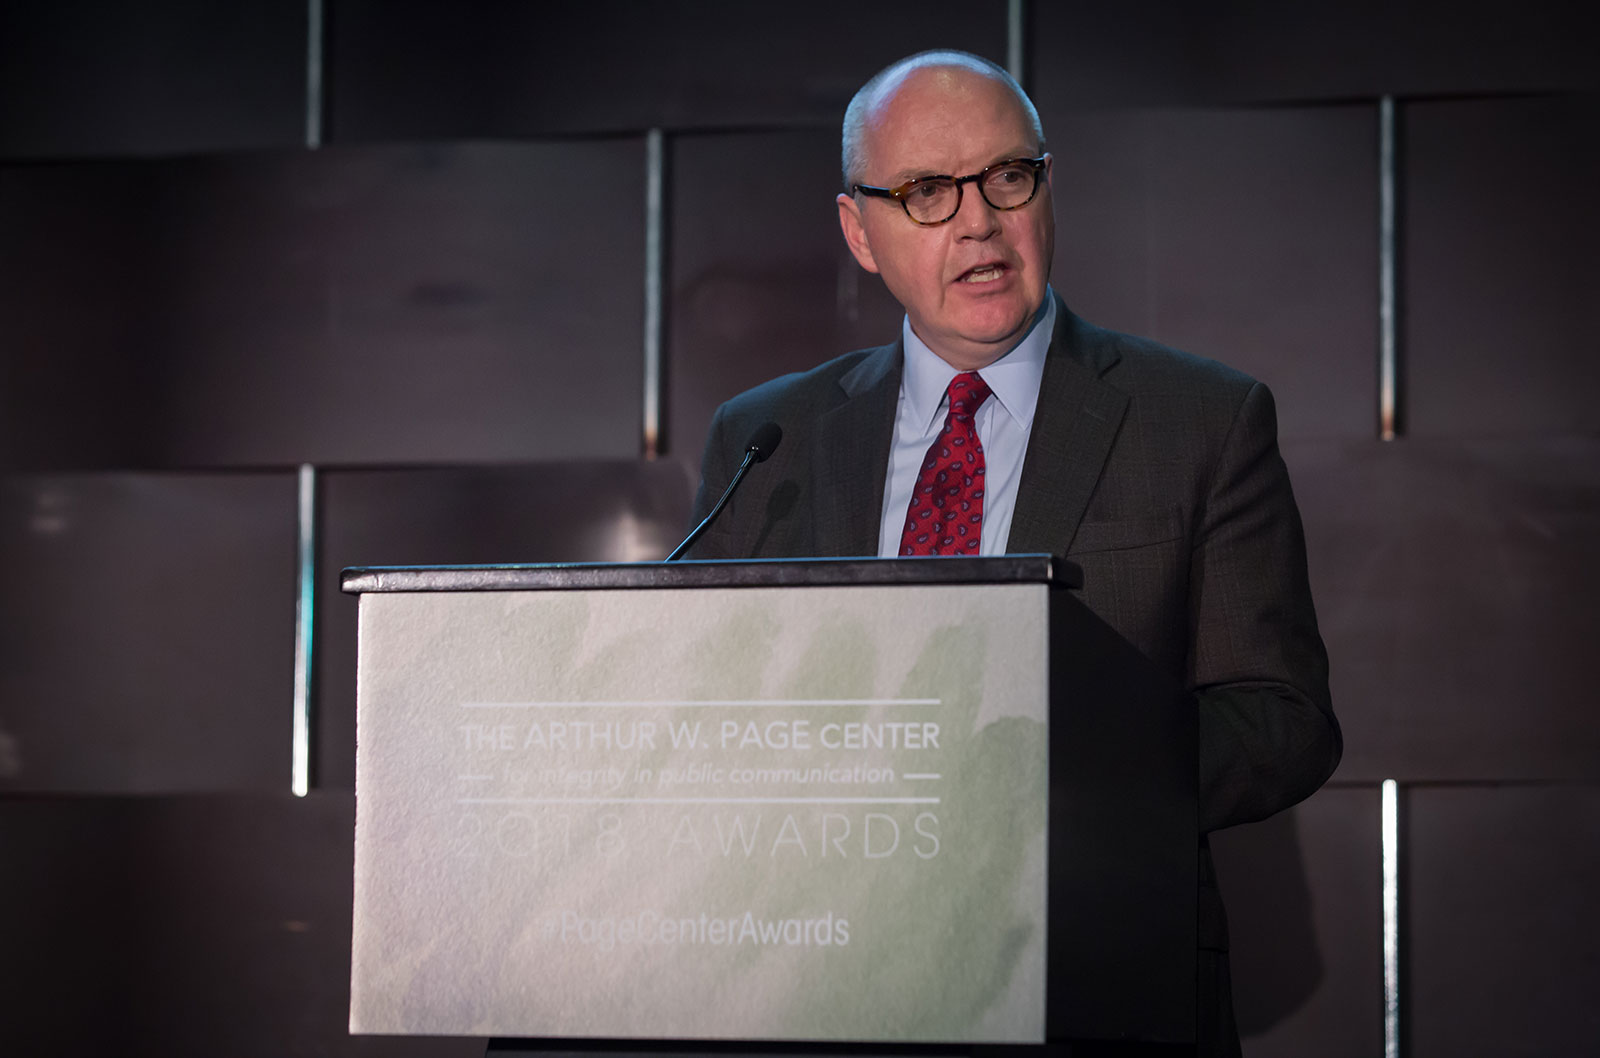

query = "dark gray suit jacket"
[[687, 298, 1342, 1053]]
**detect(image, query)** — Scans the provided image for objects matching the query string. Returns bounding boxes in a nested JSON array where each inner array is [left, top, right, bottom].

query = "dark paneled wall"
[[1404, 94, 1600, 437], [1044, 105, 1380, 442], [328, 1, 1008, 138], [2, 2, 1596, 1055], [1031, 1, 1596, 104], [0, 1, 307, 157], [1, 473, 298, 793], [2, 143, 647, 469]]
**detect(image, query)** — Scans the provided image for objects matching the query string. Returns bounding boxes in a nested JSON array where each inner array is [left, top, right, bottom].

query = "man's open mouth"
[[958, 264, 1007, 284]]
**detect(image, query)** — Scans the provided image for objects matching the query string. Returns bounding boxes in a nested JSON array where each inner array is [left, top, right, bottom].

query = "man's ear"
[[836, 193, 880, 274]]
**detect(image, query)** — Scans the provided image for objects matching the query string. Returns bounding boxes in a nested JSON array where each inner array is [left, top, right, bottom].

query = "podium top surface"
[[340, 554, 1082, 595]]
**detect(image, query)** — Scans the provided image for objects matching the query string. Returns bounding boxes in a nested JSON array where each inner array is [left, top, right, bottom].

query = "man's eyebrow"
[[886, 151, 1037, 184], [886, 167, 944, 185]]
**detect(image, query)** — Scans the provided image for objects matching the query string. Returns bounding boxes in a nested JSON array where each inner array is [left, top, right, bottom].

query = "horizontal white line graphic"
[[461, 698, 941, 709], [456, 796, 940, 806]]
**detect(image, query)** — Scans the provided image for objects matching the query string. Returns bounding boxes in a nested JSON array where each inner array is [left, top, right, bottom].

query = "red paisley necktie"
[[899, 371, 992, 556]]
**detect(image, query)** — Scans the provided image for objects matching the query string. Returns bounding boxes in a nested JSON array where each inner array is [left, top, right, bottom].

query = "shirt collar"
[[900, 288, 1056, 433]]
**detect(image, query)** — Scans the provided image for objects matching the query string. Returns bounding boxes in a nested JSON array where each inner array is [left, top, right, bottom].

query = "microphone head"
[[744, 422, 783, 463]]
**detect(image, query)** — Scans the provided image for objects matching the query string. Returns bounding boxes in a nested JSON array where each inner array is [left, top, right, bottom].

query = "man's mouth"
[[958, 263, 1007, 284]]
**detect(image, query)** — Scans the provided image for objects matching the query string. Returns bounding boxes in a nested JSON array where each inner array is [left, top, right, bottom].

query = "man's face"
[[837, 66, 1054, 370]]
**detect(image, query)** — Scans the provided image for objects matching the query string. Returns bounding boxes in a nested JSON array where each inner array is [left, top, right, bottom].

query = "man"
[[687, 50, 1340, 1056]]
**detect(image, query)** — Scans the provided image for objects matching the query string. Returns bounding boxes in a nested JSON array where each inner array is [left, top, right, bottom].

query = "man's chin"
[[953, 308, 1033, 350], [923, 326, 1033, 369]]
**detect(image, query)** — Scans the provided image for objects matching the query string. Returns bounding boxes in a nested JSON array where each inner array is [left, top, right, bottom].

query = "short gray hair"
[[841, 50, 1046, 191]]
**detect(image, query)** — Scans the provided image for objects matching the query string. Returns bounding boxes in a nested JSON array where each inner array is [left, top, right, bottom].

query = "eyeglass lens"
[[903, 161, 1039, 224]]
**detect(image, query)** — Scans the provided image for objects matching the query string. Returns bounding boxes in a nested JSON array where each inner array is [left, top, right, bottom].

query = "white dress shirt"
[[877, 292, 1057, 557]]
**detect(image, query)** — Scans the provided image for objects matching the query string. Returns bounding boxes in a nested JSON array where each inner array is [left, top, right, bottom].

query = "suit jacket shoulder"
[[1064, 311, 1262, 424], [704, 344, 893, 438], [1007, 303, 1262, 565], [687, 342, 902, 559]]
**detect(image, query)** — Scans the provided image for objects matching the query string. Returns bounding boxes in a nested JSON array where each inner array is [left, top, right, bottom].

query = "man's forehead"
[[862, 66, 1033, 172]]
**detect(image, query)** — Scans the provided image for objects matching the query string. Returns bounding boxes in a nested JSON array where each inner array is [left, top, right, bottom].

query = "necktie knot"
[[947, 372, 992, 419]]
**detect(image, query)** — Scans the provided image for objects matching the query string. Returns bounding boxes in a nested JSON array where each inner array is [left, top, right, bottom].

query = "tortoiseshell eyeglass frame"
[[852, 156, 1049, 225]]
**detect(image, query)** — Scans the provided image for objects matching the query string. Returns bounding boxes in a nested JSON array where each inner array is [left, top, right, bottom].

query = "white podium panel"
[[350, 581, 1050, 1042]]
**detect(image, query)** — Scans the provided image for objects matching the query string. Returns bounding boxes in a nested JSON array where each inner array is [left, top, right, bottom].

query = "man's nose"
[[951, 182, 1001, 238]]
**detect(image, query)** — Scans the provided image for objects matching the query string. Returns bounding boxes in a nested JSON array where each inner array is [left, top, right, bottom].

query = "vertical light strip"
[[1378, 95, 1398, 441], [291, 463, 316, 797], [1382, 778, 1401, 1058], [642, 128, 665, 458], [1006, 0, 1027, 85], [305, 0, 324, 148]]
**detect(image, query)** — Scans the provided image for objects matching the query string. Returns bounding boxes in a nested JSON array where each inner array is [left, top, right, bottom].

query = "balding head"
[[834, 52, 1055, 370], [841, 50, 1045, 191]]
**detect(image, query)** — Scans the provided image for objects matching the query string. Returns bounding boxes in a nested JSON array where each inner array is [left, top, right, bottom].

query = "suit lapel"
[[1007, 303, 1129, 556], [811, 343, 901, 556]]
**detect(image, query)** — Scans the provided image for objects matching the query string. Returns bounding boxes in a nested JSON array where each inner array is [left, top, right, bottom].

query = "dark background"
[[2, 1, 1596, 1055]]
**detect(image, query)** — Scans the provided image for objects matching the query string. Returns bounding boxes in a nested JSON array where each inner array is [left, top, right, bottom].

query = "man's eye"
[[908, 182, 944, 200]]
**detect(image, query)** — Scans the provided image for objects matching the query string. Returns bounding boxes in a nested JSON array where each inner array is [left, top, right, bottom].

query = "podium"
[[342, 555, 1196, 1053]]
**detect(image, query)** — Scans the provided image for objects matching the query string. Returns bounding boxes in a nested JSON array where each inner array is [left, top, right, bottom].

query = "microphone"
[[741, 421, 782, 464], [666, 422, 783, 561]]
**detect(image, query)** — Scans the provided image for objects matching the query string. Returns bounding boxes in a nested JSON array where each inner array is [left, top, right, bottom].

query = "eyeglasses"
[[853, 156, 1049, 225]]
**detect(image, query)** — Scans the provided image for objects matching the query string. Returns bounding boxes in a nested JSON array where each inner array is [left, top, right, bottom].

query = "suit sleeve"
[[1189, 381, 1342, 834]]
